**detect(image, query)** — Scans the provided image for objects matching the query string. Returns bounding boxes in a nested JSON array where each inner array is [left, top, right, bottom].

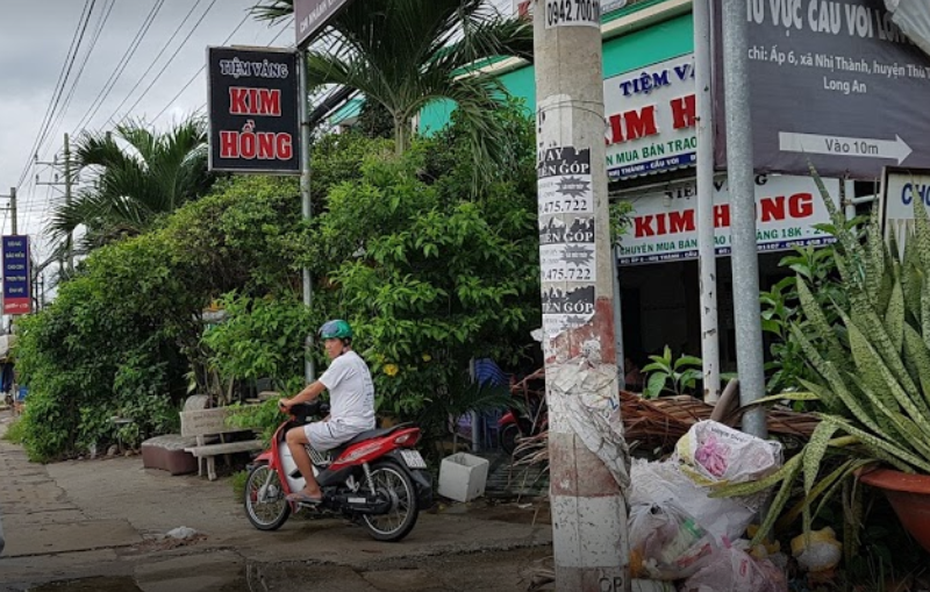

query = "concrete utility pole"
[[35, 134, 75, 272], [64, 133, 74, 273], [721, 0, 767, 437], [533, 0, 630, 589], [298, 49, 315, 383], [693, 0, 720, 403], [5, 187, 17, 235]]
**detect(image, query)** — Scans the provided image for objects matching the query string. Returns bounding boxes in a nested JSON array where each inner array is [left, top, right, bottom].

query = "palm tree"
[[49, 117, 214, 250], [253, 0, 533, 156]]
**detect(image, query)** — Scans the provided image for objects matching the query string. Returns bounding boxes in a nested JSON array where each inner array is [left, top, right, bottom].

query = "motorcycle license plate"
[[400, 449, 427, 469]]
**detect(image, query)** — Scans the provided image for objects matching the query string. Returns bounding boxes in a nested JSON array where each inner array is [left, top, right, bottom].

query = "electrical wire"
[[168, 16, 296, 122], [113, 0, 219, 126], [102, 0, 204, 129], [36, 0, 115, 164], [29, 2, 118, 241], [70, 0, 166, 136], [15, 0, 94, 190], [16, 5, 289, 244], [151, 15, 292, 124]]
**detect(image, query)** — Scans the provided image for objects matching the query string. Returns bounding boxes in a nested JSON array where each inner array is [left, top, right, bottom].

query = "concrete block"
[[141, 434, 198, 475], [438, 452, 489, 503]]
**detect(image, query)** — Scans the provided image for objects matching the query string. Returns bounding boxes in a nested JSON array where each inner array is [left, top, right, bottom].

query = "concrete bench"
[[180, 407, 263, 481]]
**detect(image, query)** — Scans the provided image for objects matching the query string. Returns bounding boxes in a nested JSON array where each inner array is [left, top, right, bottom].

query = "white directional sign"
[[779, 132, 913, 165]]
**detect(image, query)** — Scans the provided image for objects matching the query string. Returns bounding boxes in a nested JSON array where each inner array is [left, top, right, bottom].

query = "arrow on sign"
[[778, 132, 913, 165]]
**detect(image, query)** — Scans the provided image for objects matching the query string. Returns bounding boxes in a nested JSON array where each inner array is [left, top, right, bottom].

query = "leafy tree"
[[252, 0, 533, 160], [49, 117, 214, 251], [15, 103, 541, 462], [14, 175, 308, 461], [317, 110, 540, 434]]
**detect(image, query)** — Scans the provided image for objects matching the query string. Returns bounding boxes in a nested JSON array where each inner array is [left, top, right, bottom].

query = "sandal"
[[286, 490, 323, 504]]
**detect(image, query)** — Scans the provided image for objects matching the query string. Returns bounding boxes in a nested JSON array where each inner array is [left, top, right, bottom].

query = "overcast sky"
[[0, 0, 294, 267], [0, 1, 517, 264]]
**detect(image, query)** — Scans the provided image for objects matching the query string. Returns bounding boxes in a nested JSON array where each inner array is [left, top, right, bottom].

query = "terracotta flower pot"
[[858, 467, 930, 553]]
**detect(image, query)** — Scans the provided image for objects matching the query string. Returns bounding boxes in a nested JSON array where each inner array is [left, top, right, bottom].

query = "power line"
[[15, 0, 94, 190], [114, 0, 219, 126], [102, 0, 204, 129], [151, 14, 291, 125], [70, 0, 166, 135], [36, 0, 115, 163]]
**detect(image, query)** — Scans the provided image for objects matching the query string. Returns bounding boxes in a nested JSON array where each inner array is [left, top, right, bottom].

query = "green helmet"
[[319, 319, 353, 340]]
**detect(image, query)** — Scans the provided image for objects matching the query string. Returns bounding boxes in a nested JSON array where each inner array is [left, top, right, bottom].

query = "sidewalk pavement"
[[0, 414, 553, 592]]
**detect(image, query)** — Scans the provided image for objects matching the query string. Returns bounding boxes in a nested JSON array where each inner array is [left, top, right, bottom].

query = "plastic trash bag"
[[630, 458, 762, 541], [681, 541, 788, 592], [790, 527, 843, 572], [628, 502, 717, 580], [675, 421, 784, 487]]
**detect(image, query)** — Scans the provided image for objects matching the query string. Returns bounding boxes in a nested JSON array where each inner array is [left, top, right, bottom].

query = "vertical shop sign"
[[2, 235, 31, 315], [208, 47, 300, 174], [538, 145, 597, 338]]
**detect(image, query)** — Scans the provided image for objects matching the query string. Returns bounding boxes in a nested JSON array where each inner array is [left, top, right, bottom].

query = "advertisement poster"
[[537, 145, 597, 338], [207, 47, 300, 174], [617, 175, 841, 265], [2, 235, 31, 315]]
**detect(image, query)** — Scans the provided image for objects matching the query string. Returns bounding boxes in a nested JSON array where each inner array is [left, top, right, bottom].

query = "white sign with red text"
[[617, 175, 842, 266], [605, 53, 697, 180]]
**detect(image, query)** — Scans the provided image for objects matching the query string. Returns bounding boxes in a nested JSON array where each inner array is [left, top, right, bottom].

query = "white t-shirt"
[[318, 350, 376, 432]]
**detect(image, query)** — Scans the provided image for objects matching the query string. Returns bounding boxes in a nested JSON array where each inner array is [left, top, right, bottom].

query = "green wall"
[[419, 12, 695, 134]]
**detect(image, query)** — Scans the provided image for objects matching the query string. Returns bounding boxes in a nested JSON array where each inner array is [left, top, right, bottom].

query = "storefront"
[[419, 0, 864, 371]]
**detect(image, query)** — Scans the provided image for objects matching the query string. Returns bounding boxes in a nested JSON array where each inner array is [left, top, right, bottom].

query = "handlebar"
[[280, 399, 330, 423]]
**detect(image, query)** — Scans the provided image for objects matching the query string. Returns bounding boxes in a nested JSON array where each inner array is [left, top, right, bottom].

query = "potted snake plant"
[[712, 171, 930, 555]]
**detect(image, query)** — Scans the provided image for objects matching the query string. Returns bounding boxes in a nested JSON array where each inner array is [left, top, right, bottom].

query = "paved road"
[[0, 415, 553, 591]]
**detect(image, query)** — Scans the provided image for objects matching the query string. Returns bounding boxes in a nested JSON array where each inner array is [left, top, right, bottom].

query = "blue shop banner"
[[2, 235, 31, 315]]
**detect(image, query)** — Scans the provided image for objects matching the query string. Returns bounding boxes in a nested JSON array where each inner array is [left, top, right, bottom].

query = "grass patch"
[[3, 417, 27, 444], [231, 469, 248, 500]]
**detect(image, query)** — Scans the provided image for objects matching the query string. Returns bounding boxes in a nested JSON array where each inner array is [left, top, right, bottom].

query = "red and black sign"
[[208, 47, 300, 174]]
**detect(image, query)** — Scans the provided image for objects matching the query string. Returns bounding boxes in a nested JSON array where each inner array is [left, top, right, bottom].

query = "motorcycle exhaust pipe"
[[336, 493, 392, 514]]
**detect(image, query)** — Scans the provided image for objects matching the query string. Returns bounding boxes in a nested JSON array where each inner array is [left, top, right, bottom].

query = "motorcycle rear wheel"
[[244, 464, 290, 531], [362, 460, 419, 542]]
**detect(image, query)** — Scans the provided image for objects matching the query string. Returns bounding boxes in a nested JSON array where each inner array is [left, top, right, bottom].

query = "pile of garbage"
[[628, 420, 839, 592]]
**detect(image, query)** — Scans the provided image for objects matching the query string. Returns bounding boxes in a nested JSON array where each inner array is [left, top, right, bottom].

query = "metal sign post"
[[720, 0, 767, 439]]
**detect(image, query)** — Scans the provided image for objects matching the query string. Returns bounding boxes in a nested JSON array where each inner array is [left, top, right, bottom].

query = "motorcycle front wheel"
[[362, 460, 419, 542], [244, 463, 290, 531], [499, 423, 520, 455]]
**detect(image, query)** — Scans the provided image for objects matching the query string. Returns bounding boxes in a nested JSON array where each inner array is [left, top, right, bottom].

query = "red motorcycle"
[[244, 400, 432, 542]]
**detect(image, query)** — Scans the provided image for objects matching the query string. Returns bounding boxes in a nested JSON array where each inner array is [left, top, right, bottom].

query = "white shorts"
[[303, 420, 363, 451]]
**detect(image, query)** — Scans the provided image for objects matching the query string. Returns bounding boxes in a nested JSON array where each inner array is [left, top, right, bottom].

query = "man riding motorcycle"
[[278, 319, 376, 504]]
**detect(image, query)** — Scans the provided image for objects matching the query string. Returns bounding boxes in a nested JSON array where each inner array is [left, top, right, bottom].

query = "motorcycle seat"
[[330, 423, 415, 456]]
